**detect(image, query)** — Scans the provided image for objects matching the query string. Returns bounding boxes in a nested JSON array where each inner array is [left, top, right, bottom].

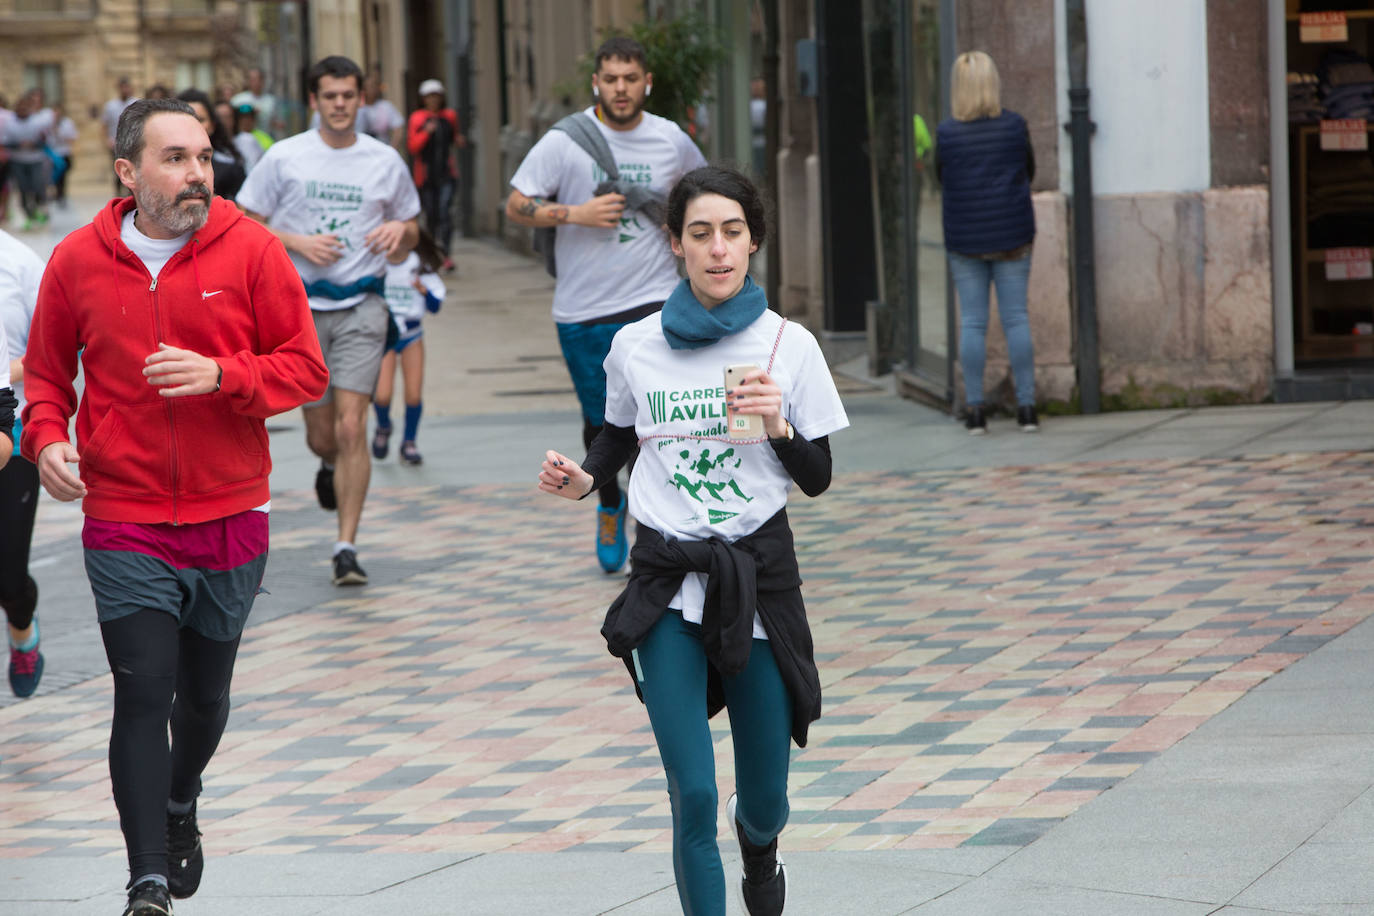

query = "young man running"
[[238, 55, 420, 586], [21, 98, 327, 916], [507, 35, 706, 573]]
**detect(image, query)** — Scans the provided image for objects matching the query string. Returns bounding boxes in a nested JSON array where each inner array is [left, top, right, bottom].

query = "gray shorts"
[[309, 294, 388, 407]]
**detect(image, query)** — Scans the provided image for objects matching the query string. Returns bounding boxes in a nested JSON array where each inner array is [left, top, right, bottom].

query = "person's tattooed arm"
[[507, 189, 571, 227]]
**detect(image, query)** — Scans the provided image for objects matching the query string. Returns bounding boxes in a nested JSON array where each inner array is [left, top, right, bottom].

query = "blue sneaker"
[[9, 622, 43, 698], [595, 495, 628, 573]]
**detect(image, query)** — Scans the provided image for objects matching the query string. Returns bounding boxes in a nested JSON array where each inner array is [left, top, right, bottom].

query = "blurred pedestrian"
[[0, 227, 40, 698], [507, 35, 707, 574], [177, 89, 246, 202], [362, 71, 405, 148], [20, 97, 327, 916], [936, 50, 1039, 434], [0, 95, 13, 224], [213, 99, 236, 140], [238, 55, 420, 588], [101, 76, 138, 197], [2, 92, 54, 231], [230, 68, 280, 139], [372, 231, 446, 466], [144, 84, 170, 101], [232, 104, 267, 171], [406, 78, 463, 271], [47, 103, 77, 207], [537, 166, 848, 916]]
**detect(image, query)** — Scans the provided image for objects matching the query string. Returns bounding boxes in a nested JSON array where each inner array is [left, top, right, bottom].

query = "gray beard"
[[136, 184, 209, 236]]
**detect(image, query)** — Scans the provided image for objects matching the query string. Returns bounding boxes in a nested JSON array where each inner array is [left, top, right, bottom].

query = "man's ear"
[[308, 94, 318, 112], [113, 158, 138, 193]]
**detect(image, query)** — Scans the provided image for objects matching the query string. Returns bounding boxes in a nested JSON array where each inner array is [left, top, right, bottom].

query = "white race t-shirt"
[[604, 309, 850, 637], [103, 96, 137, 142], [383, 252, 446, 325], [0, 229, 43, 411], [363, 100, 404, 141], [236, 130, 421, 311], [509, 109, 706, 324]]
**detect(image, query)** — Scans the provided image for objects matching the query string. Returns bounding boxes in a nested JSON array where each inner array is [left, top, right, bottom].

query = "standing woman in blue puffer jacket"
[[936, 50, 1039, 435]]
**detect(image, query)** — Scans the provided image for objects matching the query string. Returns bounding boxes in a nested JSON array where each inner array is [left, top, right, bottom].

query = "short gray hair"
[[114, 98, 198, 164]]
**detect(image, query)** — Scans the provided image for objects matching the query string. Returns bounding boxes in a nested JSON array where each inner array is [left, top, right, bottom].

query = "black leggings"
[[0, 456, 39, 631], [101, 610, 240, 883]]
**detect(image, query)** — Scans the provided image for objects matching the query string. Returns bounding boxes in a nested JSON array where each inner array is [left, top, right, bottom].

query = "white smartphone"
[[724, 364, 764, 439]]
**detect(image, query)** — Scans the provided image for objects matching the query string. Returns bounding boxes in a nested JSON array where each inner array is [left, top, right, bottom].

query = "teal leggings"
[[633, 611, 793, 916]]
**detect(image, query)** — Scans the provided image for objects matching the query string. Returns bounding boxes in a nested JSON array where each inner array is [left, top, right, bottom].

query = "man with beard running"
[[20, 98, 328, 916], [506, 35, 706, 574], [238, 55, 420, 587]]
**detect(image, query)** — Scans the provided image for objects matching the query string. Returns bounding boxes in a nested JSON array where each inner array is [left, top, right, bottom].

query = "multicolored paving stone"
[[4, 451, 1374, 859]]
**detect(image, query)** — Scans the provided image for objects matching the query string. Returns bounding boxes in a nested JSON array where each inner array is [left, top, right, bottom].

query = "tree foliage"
[[562, 13, 727, 141]]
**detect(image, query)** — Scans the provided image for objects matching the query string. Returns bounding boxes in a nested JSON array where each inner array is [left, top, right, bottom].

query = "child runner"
[[373, 231, 445, 465], [537, 166, 849, 916]]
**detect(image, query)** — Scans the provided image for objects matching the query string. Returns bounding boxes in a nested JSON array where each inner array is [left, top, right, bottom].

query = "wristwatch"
[[769, 420, 794, 444]]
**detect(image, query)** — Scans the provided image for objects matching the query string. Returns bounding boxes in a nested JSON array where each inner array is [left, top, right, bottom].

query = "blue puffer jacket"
[[936, 110, 1036, 256]]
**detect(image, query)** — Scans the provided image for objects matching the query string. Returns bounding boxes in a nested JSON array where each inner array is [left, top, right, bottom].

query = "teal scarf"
[[661, 275, 767, 350]]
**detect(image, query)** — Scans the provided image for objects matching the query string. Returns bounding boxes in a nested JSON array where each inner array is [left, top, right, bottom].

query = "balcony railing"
[[7, 0, 95, 17]]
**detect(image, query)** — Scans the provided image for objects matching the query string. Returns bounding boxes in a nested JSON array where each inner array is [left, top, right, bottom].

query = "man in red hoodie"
[[20, 98, 328, 916]]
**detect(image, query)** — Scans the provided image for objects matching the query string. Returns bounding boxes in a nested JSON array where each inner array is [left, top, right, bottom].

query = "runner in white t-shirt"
[[362, 72, 406, 148], [508, 35, 707, 575], [101, 77, 138, 196], [238, 55, 420, 588], [538, 166, 847, 916]]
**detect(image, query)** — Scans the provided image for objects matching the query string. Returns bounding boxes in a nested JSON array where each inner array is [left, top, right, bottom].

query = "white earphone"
[[592, 85, 599, 97], [645, 85, 652, 96]]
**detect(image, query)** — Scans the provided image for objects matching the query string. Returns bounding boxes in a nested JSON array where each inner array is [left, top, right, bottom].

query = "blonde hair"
[[950, 51, 1002, 121]]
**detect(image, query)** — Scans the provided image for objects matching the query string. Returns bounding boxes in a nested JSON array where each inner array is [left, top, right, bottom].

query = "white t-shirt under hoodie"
[[603, 309, 850, 637], [509, 108, 706, 325]]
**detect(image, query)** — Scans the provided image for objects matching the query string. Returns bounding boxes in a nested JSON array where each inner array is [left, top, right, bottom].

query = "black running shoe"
[[332, 548, 368, 586], [1017, 405, 1040, 433], [964, 405, 987, 436], [726, 794, 786, 915], [315, 463, 337, 511], [372, 425, 392, 460], [166, 803, 203, 899], [400, 440, 423, 465], [123, 879, 173, 915]]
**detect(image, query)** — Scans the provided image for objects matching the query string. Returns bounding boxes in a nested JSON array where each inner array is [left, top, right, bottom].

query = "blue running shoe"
[[596, 495, 628, 573], [9, 621, 43, 698]]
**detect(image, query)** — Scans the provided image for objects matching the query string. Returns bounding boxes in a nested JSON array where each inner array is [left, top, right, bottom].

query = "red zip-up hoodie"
[[21, 196, 328, 525]]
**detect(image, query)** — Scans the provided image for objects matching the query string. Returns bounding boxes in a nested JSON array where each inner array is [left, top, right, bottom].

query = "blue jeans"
[[949, 250, 1036, 407], [633, 612, 793, 916]]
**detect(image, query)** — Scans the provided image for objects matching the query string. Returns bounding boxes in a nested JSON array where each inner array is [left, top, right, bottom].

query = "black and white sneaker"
[[166, 802, 203, 899], [122, 879, 173, 915], [314, 463, 337, 511], [964, 405, 987, 436], [332, 548, 368, 586], [726, 793, 786, 915], [1017, 405, 1040, 433]]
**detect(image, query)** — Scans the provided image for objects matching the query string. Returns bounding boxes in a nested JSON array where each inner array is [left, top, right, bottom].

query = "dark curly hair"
[[665, 166, 767, 249]]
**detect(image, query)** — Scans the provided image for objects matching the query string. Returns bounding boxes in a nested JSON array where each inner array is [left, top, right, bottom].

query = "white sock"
[[333, 541, 354, 557]]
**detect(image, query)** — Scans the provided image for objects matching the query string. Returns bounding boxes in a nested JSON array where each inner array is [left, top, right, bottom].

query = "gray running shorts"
[[308, 293, 388, 407]]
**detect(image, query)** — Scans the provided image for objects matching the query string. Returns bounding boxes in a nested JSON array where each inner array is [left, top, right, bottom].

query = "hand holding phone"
[[724, 364, 764, 439]]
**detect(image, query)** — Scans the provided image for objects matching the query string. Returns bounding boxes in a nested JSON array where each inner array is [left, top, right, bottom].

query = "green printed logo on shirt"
[[669, 446, 754, 508]]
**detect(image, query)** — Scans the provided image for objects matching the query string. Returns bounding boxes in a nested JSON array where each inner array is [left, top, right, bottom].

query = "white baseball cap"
[[418, 79, 444, 97]]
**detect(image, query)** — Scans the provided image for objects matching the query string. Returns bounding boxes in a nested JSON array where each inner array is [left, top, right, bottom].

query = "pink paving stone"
[[1028, 789, 1101, 806], [1108, 715, 1209, 752]]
